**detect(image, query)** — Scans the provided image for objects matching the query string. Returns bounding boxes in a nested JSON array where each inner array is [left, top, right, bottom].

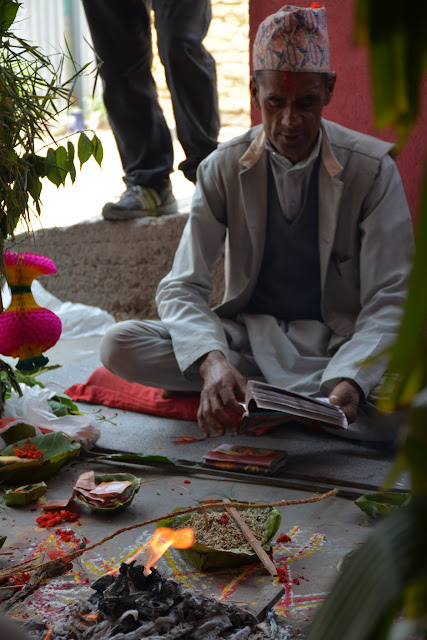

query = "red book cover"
[[203, 443, 288, 475]]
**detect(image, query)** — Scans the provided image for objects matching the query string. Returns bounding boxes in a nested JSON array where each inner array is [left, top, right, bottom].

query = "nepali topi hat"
[[253, 4, 330, 73]]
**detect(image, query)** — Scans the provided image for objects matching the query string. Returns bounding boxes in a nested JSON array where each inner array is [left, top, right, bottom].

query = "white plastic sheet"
[[4, 383, 100, 448]]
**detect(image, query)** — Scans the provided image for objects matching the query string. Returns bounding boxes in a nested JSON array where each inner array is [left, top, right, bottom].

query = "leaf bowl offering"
[[157, 503, 281, 571], [76, 472, 141, 513], [3, 481, 47, 506]]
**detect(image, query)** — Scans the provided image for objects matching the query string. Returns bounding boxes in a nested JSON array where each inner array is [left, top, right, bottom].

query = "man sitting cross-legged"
[[100, 5, 414, 441]]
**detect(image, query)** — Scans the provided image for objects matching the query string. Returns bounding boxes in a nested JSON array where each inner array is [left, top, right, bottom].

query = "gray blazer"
[[156, 120, 414, 399]]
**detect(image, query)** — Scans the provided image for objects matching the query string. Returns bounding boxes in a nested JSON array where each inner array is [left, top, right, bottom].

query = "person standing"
[[82, 0, 219, 220]]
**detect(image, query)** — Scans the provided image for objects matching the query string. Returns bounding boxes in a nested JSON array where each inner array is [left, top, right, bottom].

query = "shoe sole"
[[102, 200, 178, 221]]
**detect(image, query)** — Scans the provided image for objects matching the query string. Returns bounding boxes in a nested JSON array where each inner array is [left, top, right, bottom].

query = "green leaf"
[[3, 481, 47, 506], [44, 147, 62, 187], [355, 492, 412, 518], [67, 141, 76, 183], [307, 496, 427, 640], [77, 132, 93, 168], [54, 145, 68, 185], [0, 422, 38, 446], [92, 134, 103, 166], [0, 0, 19, 31], [47, 393, 83, 417], [0, 432, 80, 484], [103, 452, 201, 469], [26, 172, 42, 206]]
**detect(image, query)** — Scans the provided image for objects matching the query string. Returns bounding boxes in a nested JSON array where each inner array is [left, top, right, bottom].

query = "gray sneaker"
[[102, 183, 178, 220]]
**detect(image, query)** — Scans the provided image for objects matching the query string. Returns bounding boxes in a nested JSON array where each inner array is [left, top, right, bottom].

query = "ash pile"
[[25, 561, 295, 640]]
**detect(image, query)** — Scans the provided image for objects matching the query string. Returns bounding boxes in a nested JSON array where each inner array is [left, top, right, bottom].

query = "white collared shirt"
[[265, 130, 322, 222]]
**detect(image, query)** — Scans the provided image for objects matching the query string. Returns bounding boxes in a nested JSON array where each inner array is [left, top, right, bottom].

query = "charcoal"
[[228, 628, 252, 640], [24, 561, 289, 640], [110, 609, 139, 635], [98, 595, 138, 620], [152, 614, 176, 633], [162, 624, 196, 639], [91, 574, 115, 594], [84, 620, 112, 639], [104, 564, 131, 598], [109, 620, 157, 639], [193, 614, 233, 639]]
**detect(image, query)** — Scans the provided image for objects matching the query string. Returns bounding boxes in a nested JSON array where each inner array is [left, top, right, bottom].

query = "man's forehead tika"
[[253, 4, 330, 74]]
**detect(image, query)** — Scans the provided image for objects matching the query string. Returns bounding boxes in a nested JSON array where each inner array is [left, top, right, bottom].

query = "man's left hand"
[[328, 380, 360, 424]]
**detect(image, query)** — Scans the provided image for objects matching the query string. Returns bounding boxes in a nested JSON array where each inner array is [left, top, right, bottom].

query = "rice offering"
[[158, 504, 281, 570], [179, 507, 271, 550]]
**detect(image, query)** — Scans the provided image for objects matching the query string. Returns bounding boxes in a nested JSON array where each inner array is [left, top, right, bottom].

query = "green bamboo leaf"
[[382, 448, 409, 491], [379, 168, 427, 410], [92, 134, 103, 167], [0, 0, 19, 32], [77, 131, 93, 168]]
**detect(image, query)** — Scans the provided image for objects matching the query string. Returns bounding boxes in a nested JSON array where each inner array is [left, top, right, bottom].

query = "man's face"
[[250, 70, 336, 164]]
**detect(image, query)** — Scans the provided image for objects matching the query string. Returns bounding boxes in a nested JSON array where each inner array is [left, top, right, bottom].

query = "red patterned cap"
[[253, 5, 330, 73]]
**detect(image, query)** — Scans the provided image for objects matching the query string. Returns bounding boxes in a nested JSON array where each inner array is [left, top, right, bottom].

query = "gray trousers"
[[100, 318, 263, 391], [100, 319, 405, 442]]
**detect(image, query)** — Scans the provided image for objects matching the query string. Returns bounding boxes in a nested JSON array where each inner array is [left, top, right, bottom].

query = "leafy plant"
[[0, 0, 103, 264], [1, 360, 81, 418], [308, 1, 427, 638]]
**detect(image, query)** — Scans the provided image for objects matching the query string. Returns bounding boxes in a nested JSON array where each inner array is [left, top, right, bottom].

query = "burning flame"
[[144, 527, 194, 575], [42, 627, 52, 640], [79, 613, 100, 624]]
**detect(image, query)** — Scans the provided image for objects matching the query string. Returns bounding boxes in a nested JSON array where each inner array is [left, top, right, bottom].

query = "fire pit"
[[24, 561, 292, 639]]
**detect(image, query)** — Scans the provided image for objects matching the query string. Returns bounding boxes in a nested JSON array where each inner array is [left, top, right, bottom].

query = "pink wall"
[[249, 0, 427, 221]]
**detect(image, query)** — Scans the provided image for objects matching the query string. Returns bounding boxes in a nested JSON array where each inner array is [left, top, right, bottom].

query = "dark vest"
[[245, 154, 322, 322]]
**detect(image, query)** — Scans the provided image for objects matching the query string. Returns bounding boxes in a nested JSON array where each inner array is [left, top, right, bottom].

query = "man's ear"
[[324, 71, 337, 106], [250, 76, 261, 110]]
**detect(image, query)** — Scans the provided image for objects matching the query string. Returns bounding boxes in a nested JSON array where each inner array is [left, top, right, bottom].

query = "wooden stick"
[[0, 489, 337, 583], [223, 499, 277, 577], [202, 506, 210, 531]]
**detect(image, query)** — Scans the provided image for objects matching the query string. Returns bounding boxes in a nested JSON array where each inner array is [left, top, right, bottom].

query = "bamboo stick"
[[0, 489, 337, 584], [223, 499, 277, 577]]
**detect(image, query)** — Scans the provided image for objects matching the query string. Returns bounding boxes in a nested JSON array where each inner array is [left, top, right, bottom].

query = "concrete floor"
[[1, 459, 375, 634], [37, 335, 410, 496], [0, 308, 409, 636]]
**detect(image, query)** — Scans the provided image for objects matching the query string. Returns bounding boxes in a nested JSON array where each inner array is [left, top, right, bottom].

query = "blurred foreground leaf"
[[307, 496, 427, 640]]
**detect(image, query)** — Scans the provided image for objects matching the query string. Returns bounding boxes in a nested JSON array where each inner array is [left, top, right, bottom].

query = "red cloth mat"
[[65, 366, 200, 421]]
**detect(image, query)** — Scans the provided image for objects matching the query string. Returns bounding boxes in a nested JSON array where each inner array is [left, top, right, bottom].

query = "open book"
[[239, 380, 348, 434]]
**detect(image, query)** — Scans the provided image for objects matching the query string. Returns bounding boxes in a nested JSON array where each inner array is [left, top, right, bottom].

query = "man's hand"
[[328, 380, 361, 424], [197, 351, 246, 437]]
